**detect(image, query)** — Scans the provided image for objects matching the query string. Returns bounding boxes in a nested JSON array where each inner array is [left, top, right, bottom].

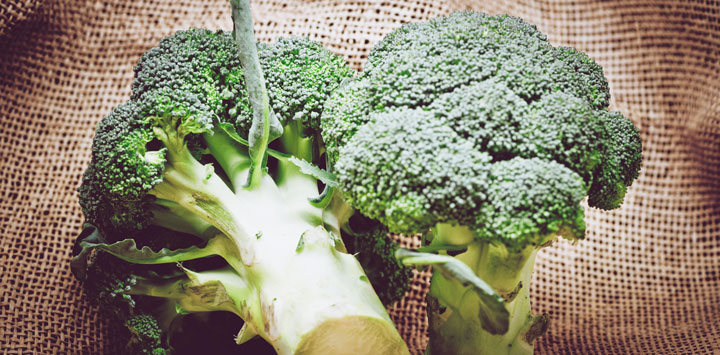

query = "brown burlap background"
[[1, 0, 718, 354]]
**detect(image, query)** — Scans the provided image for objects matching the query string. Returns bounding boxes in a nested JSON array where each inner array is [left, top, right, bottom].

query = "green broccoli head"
[[258, 36, 354, 131], [335, 108, 492, 234], [328, 11, 641, 252], [335, 108, 587, 251]]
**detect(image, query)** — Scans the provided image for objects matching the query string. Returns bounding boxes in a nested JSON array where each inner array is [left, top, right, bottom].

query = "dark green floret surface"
[[258, 36, 354, 130], [335, 109, 492, 234], [475, 158, 587, 251]]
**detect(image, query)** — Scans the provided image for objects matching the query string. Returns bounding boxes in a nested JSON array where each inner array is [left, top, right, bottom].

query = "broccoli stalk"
[[415, 228, 551, 355]]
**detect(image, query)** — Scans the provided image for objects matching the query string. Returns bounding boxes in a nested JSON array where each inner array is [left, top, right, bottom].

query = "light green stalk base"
[[146, 130, 407, 354], [426, 240, 548, 355], [233, 225, 408, 355]]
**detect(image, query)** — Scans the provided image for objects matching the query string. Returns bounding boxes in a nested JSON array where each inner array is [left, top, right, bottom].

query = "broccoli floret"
[[343, 214, 412, 306], [325, 10, 642, 355], [354, 227, 411, 306], [79, 227, 246, 354], [588, 110, 643, 209], [78, 93, 217, 243], [84, 251, 138, 320], [258, 36, 354, 130], [553, 46, 611, 110], [475, 158, 587, 252], [519, 92, 607, 181], [429, 78, 528, 157], [365, 12, 547, 74], [125, 314, 167, 355], [336, 109, 492, 234], [319, 79, 374, 164], [75, 8, 408, 354], [132, 28, 250, 134]]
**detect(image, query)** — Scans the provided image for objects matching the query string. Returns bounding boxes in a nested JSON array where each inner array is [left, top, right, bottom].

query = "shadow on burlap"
[[0, 0, 718, 354]]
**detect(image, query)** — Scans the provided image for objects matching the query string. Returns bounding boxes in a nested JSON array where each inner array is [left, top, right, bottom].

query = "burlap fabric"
[[1, 0, 718, 354]]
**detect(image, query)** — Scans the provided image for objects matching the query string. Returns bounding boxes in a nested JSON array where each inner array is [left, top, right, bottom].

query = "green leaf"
[[220, 122, 290, 161], [219, 122, 249, 146], [396, 248, 510, 334], [288, 156, 338, 187], [309, 185, 335, 208], [71, 224, 220, 280]]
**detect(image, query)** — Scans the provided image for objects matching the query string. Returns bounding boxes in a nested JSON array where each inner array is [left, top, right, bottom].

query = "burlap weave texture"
[[0, 0, 718, 354]]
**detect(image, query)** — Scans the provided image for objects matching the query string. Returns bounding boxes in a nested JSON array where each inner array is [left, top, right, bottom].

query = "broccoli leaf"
[[396, 248, 509, 334], [71, 224, 219, 280]]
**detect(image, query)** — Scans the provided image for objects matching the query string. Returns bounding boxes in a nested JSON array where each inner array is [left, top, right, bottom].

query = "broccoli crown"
[[328, 11, 642, 249], [132, 28, 249, 130], [258, 36, 353, 130], [81, 29, 252, 240], [336, 109, 492, 234]]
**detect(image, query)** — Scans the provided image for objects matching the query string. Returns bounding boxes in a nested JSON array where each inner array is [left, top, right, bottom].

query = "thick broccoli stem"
[[147, 171, 405, 353], [230, 225, 408, 355], [136, 137, 406, 354], [426, 227, 548, 355], [150, 143, 257, 265]]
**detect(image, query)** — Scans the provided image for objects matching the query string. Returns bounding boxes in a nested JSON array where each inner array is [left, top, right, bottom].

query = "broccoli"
[[323, 11, 642, 355], [73, 1, 409, 354]]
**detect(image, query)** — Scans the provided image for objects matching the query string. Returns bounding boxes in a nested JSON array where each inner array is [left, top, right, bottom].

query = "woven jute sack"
[[1, 0, 718, 354]]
